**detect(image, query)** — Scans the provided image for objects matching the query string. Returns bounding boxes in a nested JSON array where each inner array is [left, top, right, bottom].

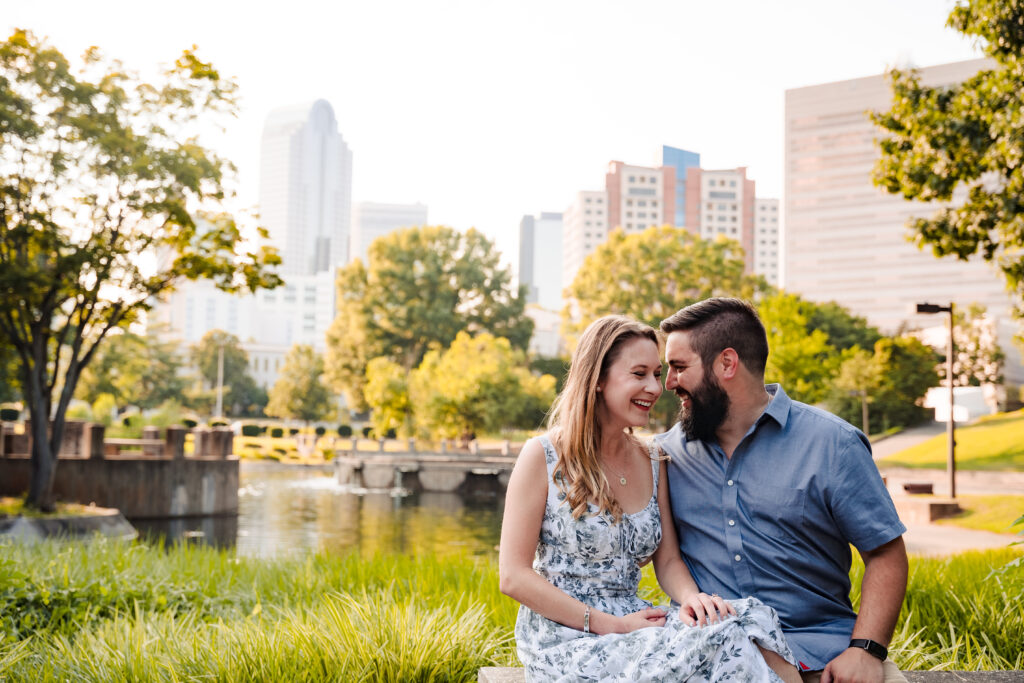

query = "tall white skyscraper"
[[785, 58, 1022, 384], [754, 198, 780, 286], [518, 212, 564, 311], [259, 99, 353, 276], [350, 201, 429, 264], [562, 190, 608, 288]]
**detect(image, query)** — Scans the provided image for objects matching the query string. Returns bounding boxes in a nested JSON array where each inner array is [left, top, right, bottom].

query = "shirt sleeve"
[[828, 430, 907, 552]]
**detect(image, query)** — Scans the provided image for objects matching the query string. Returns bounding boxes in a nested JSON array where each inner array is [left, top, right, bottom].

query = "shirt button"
[[728, 520, 736, 526], [734, 554, 742, 562], [727, 479, 734, 486]]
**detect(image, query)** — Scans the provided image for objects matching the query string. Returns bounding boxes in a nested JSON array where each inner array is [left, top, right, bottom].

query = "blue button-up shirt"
[[656, 384, 906, 671]]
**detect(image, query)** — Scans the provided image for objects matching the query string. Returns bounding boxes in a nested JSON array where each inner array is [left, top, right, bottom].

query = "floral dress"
[[514, 435, 796, 682]]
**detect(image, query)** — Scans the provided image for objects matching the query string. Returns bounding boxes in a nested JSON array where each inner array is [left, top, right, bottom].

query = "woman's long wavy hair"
[[547, 315, 659, 522]]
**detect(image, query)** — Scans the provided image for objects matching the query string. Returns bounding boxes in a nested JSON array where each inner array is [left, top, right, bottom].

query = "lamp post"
[[916, 302, 956, 499], [214, 341, 225, 420]]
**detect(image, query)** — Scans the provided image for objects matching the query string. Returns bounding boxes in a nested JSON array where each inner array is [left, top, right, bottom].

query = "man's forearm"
[[853, 536, 908, 644]]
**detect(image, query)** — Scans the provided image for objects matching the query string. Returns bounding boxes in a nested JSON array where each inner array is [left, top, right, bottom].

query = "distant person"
[[656, 298, 908, 683], [500, 315, 800, 682]]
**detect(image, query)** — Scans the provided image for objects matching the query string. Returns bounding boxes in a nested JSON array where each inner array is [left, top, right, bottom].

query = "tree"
[[871, 336, 941, 432], [951, 303, 1004, 386], [757, 293, 838, 405], [410, 332, 556, 440], [265, 345, 333, 426], [363, 357, 412, 438], [828, 348, 883, 437], [190, 330, 266, 416], [804, 300, 882, 352], [76, 330, 186, 410], [563, 226, 769, 343], [0, 339, 19, 404], [0, 31, 281, 510], [871, 0, 1024, 317], [325, 226, 533, 407]]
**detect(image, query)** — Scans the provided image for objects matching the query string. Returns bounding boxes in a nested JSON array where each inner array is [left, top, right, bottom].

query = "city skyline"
[[5, 0, 981, 268]]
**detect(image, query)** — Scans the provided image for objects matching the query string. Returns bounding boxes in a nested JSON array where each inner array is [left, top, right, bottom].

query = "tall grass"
[[1, 540, 1021, 680]]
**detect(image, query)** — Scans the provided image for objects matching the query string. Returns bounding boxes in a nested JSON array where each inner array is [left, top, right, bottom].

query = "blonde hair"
[[548, 315, 659, 522]]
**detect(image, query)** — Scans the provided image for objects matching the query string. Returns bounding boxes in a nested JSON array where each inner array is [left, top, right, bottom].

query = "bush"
[[241, 424, 260, 437], [288, 428, 299, 436], [270, 427, 284, 438], [337, 424, 352, 437], [259, 425, 268, 434], [361, 426, 373, 438], [315, 426, 326, 436], [210, 419, 228, 427], [385, 428, 397, 439], [0, 407, 19, 422], [183, 419, 198, 428]]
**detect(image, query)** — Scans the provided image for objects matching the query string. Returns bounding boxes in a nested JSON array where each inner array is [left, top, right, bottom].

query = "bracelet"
[[849, 638, 887, 661], [583, 606, 591, 634]]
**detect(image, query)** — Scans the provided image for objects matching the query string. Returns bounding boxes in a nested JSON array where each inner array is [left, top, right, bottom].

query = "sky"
[[6, 0, 982, 270]]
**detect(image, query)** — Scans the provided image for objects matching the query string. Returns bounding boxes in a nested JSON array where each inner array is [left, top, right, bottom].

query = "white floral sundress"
[[514, 435, 796, 682]]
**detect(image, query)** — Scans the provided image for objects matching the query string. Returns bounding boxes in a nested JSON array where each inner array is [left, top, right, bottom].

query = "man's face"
[[664, 331, 730, 442]]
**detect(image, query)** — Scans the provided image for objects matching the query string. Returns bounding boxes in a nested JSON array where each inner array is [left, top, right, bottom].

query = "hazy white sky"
[[7, 0, 981, 268]]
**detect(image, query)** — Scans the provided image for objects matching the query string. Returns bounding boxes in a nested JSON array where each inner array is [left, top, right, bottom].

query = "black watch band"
[[849, 638, 887, 661]]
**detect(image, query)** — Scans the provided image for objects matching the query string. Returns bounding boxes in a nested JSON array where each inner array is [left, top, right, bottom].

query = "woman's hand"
[[678, 592, 736, 627], [596, 607, 667, 634]]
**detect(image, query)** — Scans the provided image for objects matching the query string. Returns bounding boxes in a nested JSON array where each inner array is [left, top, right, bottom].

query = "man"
[[655, 297, 908, 683]]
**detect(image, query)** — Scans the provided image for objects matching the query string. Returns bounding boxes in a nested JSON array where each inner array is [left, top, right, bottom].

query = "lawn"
[[934, 495, 1024, 534], [877, 409, 1024, 470]]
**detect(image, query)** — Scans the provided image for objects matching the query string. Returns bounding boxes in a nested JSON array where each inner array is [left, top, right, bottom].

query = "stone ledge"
[[477, 667, 1024, 682], [893, 495, 962, 524], [0, 507, 137, 543]]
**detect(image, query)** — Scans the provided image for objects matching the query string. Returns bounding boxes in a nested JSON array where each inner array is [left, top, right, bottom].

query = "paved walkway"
[[903, 522, 1019, 557], [871, 421, 945, 459]]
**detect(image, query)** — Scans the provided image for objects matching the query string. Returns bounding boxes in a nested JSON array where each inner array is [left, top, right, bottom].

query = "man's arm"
[[822, 535, 908, 683]]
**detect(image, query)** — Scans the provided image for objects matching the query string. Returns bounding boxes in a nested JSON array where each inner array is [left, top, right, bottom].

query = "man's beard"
[[678, 368, 730, 443]]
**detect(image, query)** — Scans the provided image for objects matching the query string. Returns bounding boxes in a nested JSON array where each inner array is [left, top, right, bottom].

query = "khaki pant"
[[800, 659, 907, 683]]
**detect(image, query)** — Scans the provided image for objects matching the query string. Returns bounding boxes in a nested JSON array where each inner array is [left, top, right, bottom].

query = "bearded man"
[[655, 297, 909, 683]]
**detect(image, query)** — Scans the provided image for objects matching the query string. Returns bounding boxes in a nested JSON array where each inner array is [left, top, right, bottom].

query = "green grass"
[[0, 497, 97, 518], [878, 409, 1024, 471], [0, 540, 1021, 680], [933, 495, 1024, 534]]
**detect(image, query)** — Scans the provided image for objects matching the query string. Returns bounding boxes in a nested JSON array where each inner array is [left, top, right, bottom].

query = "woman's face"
[[596, 337, 663, 431]]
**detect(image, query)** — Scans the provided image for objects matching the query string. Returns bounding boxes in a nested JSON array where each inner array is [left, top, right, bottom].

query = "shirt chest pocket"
[[743, 486, 806, 544]]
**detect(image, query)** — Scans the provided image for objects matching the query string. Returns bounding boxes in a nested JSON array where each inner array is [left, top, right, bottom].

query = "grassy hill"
[[877, 409, 1024, 471]]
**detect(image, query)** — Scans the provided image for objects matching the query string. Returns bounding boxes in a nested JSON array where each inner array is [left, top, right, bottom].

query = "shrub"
[[337, 424, 352, 437], [183, 419, 198, 429], [259, 425, 268, 434], [0, 407, 19, 422], [241, 424, 260, 437], [289, 428, 299, 436], [361, 426, 373, 438], [385, 428, 397, 439], [270, 427, 284, 438], [315, 426, 326, 436], [210, 419, 228, 427]]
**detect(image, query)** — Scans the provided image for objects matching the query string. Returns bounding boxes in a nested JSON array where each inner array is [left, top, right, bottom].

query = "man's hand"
[[821, 647, 884, 683]]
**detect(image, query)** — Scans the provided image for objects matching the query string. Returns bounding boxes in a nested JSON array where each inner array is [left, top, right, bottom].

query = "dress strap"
[[647, 440, 660, 501]]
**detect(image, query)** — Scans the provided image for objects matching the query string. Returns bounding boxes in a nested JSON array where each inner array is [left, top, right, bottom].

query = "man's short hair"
[[660, 297, 769, 375]]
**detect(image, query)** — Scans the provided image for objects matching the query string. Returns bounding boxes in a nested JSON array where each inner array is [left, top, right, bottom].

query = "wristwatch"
[[849, 638, 888, 661]]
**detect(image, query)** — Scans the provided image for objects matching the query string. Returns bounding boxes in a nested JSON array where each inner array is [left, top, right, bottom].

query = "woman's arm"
[[498, 438, 667, 635], [651, 458, 734, 626]]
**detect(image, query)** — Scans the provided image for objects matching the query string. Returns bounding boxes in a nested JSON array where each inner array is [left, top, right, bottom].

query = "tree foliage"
[[757, 293, 838, 405], [0, 31, 281, 509], [363, 357, 412, 438], [563, 226, 769, 345], [951, 303, 1004, 386], [828, 347, 883, 436], [325, 226, 532, 408], [409, 332, 555, 440], [804, 301, 882, 352], [189, 330, 266, 416], [265, 345, 333, 425], [75, 331, 186, 410], [871, 0, 1024, 316]]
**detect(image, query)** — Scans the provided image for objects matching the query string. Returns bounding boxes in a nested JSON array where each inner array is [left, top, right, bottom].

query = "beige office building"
[[784, 58, 1023, 385], [562, 190, 608, 289]]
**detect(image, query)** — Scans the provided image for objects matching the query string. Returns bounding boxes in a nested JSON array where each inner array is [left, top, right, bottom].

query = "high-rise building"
[[605, 161, 675, 235], [562, 190, 608, 288], [785, 58, 1023, 384], [661, 146, 701, 227], [259, 99, 353, 276], [350, 201, 428, 264], [518, 212, 564, 311], [754, 198, 780, 286], [685, 167, 757, 272]]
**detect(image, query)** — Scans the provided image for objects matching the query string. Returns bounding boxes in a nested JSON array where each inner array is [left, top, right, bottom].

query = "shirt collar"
[[761, 383, 791, 429]]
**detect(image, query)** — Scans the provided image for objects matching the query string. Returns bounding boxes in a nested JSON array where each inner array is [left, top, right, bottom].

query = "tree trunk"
[[25, 394, 58, 512]]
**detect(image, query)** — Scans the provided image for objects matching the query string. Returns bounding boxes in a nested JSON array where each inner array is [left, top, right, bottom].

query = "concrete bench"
[[477, 667, 1024, 682]]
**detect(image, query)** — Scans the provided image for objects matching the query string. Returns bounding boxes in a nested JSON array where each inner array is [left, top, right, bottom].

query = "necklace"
[[606, 456, 630, 486]]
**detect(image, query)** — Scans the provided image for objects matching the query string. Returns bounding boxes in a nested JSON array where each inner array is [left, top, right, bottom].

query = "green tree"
[[189, 330, 266, 416], [758, 292, 839, 405], [0, 339, 19, 403], [266, 345, 333, 426], [325, 226, 533, 407], [363, 357, 412, 438], [872, 336, 941, 431], [0, 31, 281, 510], [76, 331, 186, 410], [871, 0, 1024, 317], [410, 332, 555, 440], [828, 347, 883, 437], [563, 226, 769, 344], [952, 303, 1004, 386], [804, 300, 883, 352]]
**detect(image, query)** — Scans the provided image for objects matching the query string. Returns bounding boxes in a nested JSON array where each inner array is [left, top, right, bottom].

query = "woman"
[[499, 315, 800, 682]]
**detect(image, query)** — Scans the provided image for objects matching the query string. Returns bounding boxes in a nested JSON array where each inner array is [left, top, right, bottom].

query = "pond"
[[133, 463, 506, 558]]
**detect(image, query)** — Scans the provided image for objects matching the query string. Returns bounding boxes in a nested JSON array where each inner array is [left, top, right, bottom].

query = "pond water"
[[133, 464, 506, 558]]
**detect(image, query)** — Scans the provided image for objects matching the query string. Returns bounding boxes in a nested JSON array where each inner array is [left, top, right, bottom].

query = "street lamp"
[[916, 302, 956, 499]]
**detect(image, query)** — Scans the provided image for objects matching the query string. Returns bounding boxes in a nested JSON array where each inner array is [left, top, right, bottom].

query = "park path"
[[867, 421, 1022, 556]]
